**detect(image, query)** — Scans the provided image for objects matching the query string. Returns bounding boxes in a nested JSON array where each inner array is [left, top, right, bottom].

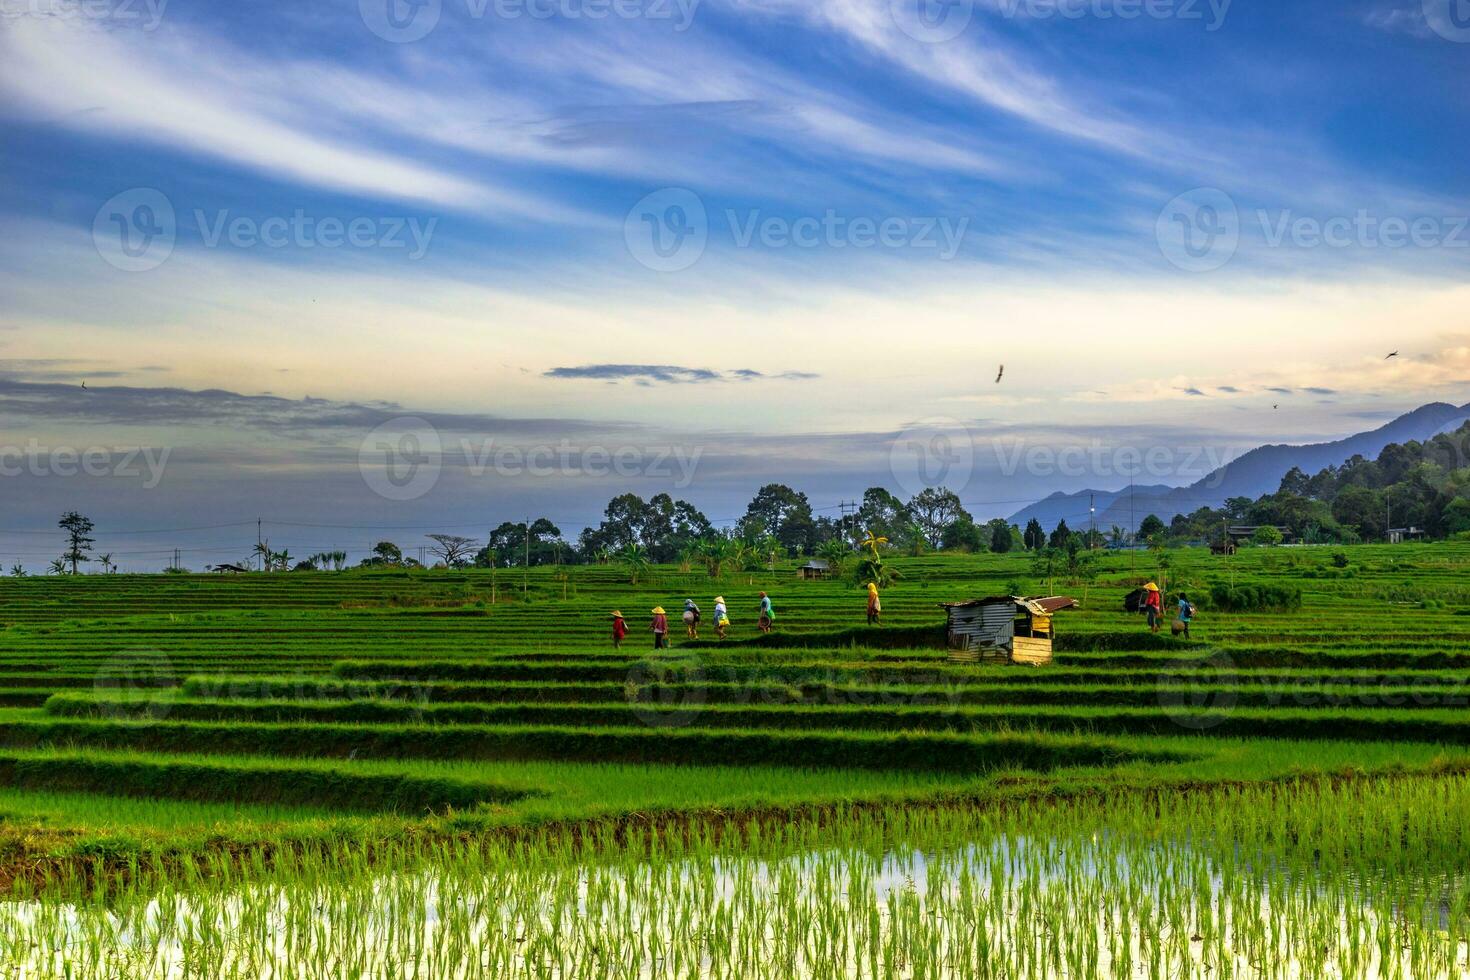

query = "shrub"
[[1208, 583, 1302, 612]]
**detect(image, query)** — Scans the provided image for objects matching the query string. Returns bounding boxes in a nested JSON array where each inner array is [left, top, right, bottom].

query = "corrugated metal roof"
[[939, 595, 1078, 613]]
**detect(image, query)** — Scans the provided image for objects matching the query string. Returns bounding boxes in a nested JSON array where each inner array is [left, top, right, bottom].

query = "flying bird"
[[995, 365, 1004, 384], [80, 382, 87, 390], [1386, 351, 1398, 359]]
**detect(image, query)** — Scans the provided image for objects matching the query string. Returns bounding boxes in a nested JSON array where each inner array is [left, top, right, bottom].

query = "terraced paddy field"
[[1, 542, 1468, 976]]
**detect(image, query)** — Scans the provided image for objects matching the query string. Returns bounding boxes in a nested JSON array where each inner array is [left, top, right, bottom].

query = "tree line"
[[25, 424, 1470, 574]]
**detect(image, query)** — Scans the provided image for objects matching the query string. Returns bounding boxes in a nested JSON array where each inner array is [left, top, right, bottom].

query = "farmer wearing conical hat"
[[713, 596, 730, 639], [682, 598, 702, 639], [866, 581, 882, 626], [1142, 582, 1163, 634], [650, 606, 669, 649], [610, 611, 628, 649]]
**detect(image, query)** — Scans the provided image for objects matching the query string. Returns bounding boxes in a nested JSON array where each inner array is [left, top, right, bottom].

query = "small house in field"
[[940, 596, 1078, 666], [797, 559, 832, 580]]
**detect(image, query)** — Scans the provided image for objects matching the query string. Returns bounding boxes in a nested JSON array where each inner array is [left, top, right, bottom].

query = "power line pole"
[[524, 518, 530, 598], [256, 518, 263, 571], [1089, 493, 1096, 549], [837, 500, 857, 544]]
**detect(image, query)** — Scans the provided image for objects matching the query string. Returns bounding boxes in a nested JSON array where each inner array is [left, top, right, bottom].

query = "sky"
[[0, 0, 1468, 569]]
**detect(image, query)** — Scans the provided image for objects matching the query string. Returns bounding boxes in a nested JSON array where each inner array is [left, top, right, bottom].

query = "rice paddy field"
[[0, 541, 1468, 976]]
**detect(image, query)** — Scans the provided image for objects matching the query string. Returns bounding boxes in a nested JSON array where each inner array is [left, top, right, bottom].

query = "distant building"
[[796, 559, 831, 580], [1387, 527, 1425, 544]]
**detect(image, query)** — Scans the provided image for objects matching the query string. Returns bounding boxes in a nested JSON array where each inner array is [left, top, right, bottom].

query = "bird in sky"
[[80, 381, 87, 390], [995, 365, 1004, 384], [1386, 351, 1398, 359], [1272, 404, 1279, 410]]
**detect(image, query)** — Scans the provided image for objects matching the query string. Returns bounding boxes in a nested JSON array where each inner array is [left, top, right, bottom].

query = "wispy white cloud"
[[0, 20, 585, 221]]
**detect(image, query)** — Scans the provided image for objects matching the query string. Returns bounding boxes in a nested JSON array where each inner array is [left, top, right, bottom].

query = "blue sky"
[[0, 0, 1467, 567]]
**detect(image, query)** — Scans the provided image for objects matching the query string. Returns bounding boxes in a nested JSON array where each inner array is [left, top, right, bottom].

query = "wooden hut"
[[796, 559, 832, 580], [940, 596, 1078, 666]]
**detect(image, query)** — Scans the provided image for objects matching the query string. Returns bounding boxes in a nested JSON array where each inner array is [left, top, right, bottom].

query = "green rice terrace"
[[1, 541, 1469, 977]]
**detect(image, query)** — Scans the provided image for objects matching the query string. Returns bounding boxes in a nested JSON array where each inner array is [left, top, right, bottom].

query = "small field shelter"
[[940, 596, 1078, 666]]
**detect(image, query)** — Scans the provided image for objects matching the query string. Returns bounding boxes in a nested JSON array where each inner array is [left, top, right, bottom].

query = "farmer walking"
[[866, 581, 882, 626], [714, 596, 730, 639], [611, 610, 628, 649], [682, 599, 702, 639], [650, 606, 669, 649], [1141, 582, 1162, 634], [1175, 592, 1196, 639], [756, 592, 774, 634]]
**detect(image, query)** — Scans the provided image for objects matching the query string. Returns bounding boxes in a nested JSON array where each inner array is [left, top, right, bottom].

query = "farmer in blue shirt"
[[1175, 593, 1195, 638]]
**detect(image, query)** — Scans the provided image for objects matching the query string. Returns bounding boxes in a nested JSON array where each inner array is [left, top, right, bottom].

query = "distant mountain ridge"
[[1008, 402, 1470, 532]]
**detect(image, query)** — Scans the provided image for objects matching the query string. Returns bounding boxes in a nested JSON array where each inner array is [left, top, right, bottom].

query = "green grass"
[[0, 540, 1467, 891]]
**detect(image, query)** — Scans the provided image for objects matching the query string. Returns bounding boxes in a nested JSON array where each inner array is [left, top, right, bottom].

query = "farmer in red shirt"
[[1142, 582, 1163, 634], [611, 611, 628, 649], [650, 606, 669, 649]]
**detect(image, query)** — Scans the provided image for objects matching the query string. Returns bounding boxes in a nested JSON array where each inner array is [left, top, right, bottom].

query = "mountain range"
[[1007, 402, 1470, 532]]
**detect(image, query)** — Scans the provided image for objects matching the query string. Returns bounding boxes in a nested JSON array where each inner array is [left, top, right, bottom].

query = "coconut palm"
[[618, 543, 651, 584], [815, 538, 849, 573]]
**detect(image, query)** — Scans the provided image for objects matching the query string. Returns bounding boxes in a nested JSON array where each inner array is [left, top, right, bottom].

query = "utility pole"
[[256, 518, 263, 571], [1089, 493, 1097, 549], [524, 518, 530, 598], [1385, 490, 1392, 543], [838, 500, 857, 544]]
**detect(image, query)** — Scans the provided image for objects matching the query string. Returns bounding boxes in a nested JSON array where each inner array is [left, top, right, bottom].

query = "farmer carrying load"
[[682, 599, 701, 639], [714, 596, 730, 639], [756, 592, 774, 634], [1174, 593, 1196, 639]]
